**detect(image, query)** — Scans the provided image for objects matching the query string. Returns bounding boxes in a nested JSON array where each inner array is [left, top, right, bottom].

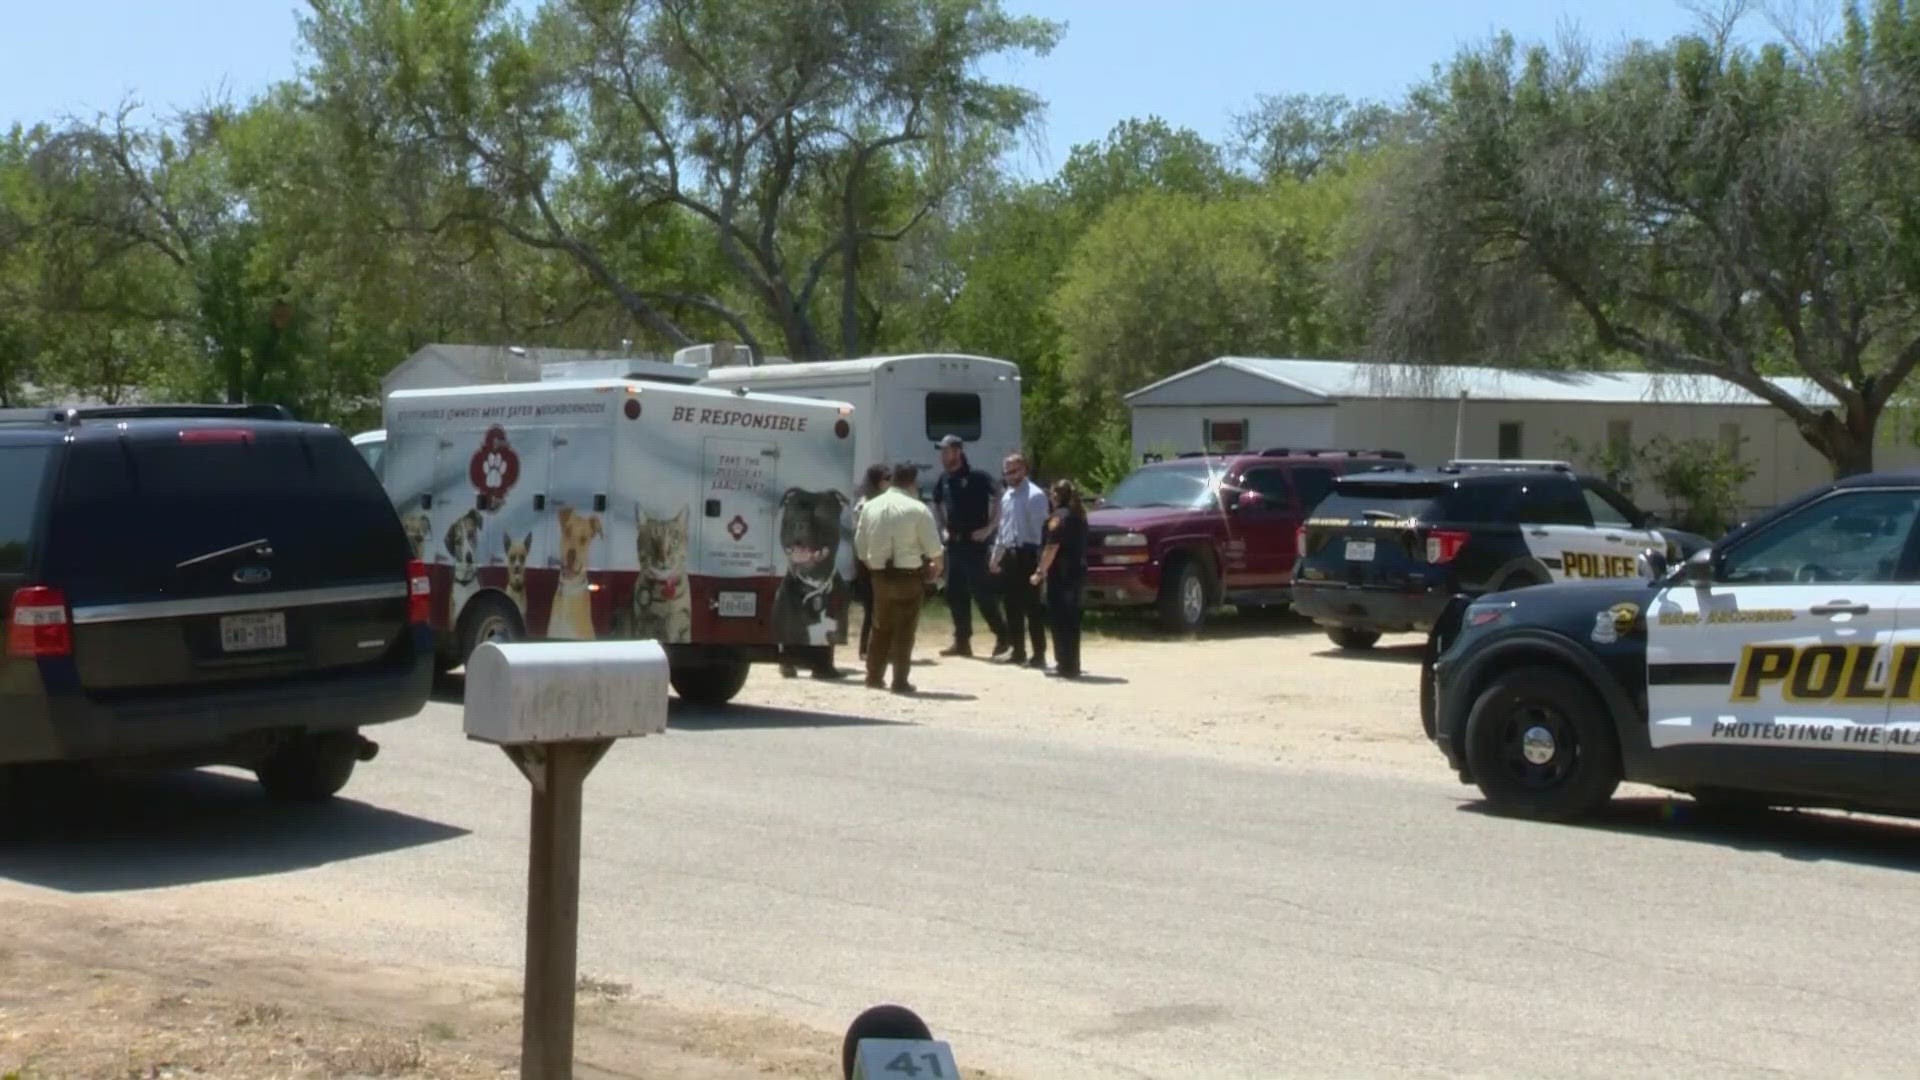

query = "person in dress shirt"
[[988, 452, 1051, 667], [854, 463, 945, 694]]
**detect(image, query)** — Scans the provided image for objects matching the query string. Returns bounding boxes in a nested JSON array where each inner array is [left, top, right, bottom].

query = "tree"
[[1363, 12, 1920, 477], [299, 0, 1060, 361], [1229, 92, 1404, 182], [1055, 116, 1237, 216], [1052, 177, 1360, 400]]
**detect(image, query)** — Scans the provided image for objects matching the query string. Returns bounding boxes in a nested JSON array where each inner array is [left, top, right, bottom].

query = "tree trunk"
[[1803, 408, 1878, 479], [840, 180, 861, 358]]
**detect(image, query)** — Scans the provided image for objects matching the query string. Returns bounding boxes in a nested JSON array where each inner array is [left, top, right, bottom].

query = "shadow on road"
[[667, 701, 914, 731], [1312, 644, 1425, 665], [0, 769, 467, 894], [1086, 606, 1320, 643], [1462, 796, 1920, 872]]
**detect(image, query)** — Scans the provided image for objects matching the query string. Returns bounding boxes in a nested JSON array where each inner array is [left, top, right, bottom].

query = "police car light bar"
[[1444, 458, 1573, 473]]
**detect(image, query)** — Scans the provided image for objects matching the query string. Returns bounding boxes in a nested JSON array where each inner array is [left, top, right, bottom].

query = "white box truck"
[[380, 378, 858, 705], [698, 353, 1022, 495]]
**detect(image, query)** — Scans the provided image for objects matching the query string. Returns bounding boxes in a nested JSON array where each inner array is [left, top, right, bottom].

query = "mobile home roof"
[[1124, 357, 1839, 409]]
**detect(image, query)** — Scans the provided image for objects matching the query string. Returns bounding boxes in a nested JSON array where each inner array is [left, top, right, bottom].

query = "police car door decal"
[[1645, 489, 1920, 754], [1513, 481, 1642, 583], [1646, 582, 1902, 752]]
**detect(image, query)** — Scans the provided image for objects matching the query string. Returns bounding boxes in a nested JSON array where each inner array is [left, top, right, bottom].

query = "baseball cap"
[[935, 434, 965, 449]]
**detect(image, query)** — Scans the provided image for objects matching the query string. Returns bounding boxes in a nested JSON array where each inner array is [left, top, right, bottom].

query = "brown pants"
[[865, 567, 926, 686]]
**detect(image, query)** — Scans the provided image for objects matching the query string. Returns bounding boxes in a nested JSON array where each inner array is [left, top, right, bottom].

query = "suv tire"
[[1158, 560, 1213, 634], [256, 735, 360, 804], [670, 659, 752, 706], [1463, 665, 1621, 820], [1327, 627, 1382, 650], [457, 595, 523, 671]]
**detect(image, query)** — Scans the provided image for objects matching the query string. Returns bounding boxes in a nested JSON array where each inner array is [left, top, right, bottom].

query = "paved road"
[[5, 690, 1920, 1078]]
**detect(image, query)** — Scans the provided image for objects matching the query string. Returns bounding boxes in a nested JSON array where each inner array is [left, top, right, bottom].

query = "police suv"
[[1291, 459, 1707, 650], [1425, 470, 1920, 821]]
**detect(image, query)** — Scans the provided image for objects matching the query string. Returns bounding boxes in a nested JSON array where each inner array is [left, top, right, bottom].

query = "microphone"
[[842, 1004, 959, 1079]]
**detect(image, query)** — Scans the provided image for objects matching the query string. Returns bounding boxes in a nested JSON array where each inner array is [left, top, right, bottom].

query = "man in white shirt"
[[989, 452, 1051, 667]]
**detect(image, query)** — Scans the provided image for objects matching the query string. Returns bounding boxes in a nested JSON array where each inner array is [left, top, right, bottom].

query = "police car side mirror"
[[1683, 547, 1714, 587], [1637, 549, 1668, 580]]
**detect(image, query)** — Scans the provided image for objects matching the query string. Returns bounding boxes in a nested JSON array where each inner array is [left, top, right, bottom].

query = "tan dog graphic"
[[401, 509, 433, 561], [503, 531, 532, 616], [546, 505, 602, 640]]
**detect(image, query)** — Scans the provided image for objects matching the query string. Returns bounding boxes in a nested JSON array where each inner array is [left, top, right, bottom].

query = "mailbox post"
[[463, 639, 670, 1080]]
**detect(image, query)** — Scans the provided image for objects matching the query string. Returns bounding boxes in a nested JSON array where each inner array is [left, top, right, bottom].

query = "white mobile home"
[[700, 353, 1022, 494], [1125, 357, 1920, 518]]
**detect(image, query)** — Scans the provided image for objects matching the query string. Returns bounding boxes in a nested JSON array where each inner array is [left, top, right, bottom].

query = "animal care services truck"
[[381, 378, 858, 705], [698, 353, 1022, 494]]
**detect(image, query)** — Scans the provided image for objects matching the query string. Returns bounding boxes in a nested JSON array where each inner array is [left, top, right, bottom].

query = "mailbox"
[[463, 639, 670, 746]]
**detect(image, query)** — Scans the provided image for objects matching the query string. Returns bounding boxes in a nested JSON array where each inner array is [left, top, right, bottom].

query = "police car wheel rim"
[[1500, 704, 1577, 785], [1520, 725, 1556, 765]]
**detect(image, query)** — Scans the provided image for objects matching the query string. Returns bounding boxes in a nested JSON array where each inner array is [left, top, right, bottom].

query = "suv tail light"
[[1425, 529, 1470, 564], [407, 560, 432, 625], [1295, 525, 1307, 555], [8, 586, 73, 658]]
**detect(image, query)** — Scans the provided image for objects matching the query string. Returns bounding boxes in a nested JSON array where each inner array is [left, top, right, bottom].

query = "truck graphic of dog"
[[443, 509, 483, 621], [547, 505, 602, 640], [502, 531, 532, 616], [772, 488, 850, 646]]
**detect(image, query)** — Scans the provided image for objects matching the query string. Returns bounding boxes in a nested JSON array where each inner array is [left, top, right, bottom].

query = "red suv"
[[1083, 448, 1411, 631]]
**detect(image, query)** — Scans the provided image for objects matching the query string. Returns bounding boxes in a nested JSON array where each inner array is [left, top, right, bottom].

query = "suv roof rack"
[[1258, 447, 1407, 460], [0, 403, 297, 426], [1442, 458, 1573, 474]]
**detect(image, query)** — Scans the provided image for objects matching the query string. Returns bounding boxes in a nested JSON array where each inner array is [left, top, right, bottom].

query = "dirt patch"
[[0, 894, 856, 1080], [771, 604, 1444, 778]]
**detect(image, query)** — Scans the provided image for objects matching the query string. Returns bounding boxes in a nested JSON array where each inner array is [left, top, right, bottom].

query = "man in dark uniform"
[[930, 433, 1007, 657]]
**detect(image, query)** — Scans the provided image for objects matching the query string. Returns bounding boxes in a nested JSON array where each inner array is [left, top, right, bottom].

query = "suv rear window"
[[1320, 477, 1514, 524], [0, 444, 55, 574], [42, 430, 409, 602]]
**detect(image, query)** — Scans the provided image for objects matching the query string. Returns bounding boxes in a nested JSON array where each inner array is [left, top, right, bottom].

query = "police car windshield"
[[1103, 464, 1218, 509]]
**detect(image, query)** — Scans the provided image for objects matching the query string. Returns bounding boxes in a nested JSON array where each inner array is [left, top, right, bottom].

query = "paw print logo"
[[467, 425, 521, 509]]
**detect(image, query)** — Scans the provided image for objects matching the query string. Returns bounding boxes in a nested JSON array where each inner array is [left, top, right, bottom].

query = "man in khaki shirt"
[[854, 463, 944, 693]]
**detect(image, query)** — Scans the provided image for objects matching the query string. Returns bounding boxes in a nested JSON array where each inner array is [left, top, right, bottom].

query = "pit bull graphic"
[[771, 487, 849, 646]]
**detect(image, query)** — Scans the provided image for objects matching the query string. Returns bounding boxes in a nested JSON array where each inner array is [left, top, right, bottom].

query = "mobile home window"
[[1203, 418, 1247, 453], [926, 392, 982, 442], [1497, 421, 1523, 459]]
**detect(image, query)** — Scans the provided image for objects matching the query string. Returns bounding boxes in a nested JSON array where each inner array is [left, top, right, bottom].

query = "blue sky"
[[3, 1, 1750, 176]]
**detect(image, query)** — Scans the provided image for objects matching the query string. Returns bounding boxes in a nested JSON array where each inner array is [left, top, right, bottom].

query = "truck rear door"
[[700, 437, 780, 622], [44, 429, 413, 695]]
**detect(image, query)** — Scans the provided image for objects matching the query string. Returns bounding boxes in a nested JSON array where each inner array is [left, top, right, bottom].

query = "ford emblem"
[[233, 565, 273, 586]]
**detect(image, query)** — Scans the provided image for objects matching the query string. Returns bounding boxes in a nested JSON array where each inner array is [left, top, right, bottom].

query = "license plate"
[[716, 591, 757, 618], [1344, 540, 1376, 562], [220, 611, 287, 652]]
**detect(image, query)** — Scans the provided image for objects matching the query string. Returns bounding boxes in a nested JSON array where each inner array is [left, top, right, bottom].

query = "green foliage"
[[1051, 174, 1360, 402], [1562, 433, 1755, 537], [1365, 7, 1920, 477]]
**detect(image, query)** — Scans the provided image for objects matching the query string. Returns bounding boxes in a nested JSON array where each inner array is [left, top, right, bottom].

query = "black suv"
[[1290, 459, 1708, 649], [0, 404, 433, 803]]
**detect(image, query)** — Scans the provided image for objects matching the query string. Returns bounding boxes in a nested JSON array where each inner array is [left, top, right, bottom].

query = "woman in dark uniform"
[[1030, 478, 1088, 679], [851, 463, 890, 660]]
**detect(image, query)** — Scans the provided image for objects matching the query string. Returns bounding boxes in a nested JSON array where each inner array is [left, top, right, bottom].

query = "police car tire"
[[1463, 665, 1621, 820], [1327, 627, 1382, 650]]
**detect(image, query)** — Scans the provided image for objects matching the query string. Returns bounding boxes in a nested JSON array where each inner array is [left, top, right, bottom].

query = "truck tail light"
[[407, 560, 432, 625], [8, 585, 73, 658], [1425, 530, 1470, 564], [1296, 525, 1308, 555]]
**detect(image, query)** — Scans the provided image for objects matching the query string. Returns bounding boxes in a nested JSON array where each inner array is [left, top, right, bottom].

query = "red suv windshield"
[[1103, 463, 1221, 510]]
